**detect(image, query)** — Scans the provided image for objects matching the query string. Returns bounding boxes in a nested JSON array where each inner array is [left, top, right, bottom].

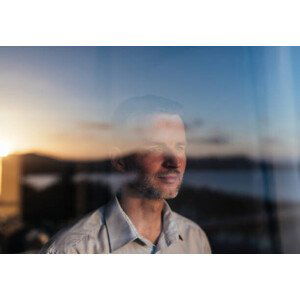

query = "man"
[[41, 95, 211, 254]]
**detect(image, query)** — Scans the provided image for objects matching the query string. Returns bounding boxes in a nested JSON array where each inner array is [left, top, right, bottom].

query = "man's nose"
[[162, 151, 181, 169]]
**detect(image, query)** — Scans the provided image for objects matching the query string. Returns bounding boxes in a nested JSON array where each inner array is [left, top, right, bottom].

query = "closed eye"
[[176, 143, 186, 151], [148, 144, 164, 151]]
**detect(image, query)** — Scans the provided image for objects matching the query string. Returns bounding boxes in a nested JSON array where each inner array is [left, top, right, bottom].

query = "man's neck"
[[118, 187, 165, 245]]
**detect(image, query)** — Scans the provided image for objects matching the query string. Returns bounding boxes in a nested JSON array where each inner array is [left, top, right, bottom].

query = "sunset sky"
[[0, 46, 299, 161]]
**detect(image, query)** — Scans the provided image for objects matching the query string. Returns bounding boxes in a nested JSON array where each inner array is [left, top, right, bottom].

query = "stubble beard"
[[129, 174, 183, 200]]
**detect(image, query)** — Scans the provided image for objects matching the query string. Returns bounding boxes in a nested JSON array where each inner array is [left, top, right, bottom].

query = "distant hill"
[[20, 153, 111, 174], [21, 153, 67, 174], [14, 152, 292, 174], [186, 155, 261, 170]]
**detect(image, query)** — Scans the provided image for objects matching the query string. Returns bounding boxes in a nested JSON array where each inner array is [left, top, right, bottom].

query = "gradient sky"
[[0, 46, 299, 160]]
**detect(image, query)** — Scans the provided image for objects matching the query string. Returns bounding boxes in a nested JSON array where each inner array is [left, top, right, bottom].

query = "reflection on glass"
[[0, 46, 299, 253]]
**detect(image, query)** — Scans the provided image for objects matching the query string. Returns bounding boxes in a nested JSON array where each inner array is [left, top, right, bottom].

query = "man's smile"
[[157, 172, 182, 184]]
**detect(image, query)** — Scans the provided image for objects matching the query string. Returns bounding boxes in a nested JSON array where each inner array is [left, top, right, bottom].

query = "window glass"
[[0, 46, 299, 253]]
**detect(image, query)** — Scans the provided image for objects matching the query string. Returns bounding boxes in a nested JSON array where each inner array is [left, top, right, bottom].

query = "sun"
[[0, 141, 12, 157]]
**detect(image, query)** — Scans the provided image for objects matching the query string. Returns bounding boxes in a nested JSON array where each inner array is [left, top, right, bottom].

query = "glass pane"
[[0, 47, 299, 253]]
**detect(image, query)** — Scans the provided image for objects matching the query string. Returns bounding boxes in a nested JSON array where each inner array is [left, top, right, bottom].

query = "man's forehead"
[[141, 113, 186, 142], [113, 113, 186, 155], [144, 113, 185, 130]]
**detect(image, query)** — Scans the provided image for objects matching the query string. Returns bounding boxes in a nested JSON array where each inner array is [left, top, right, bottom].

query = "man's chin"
[[129, 179, 182, 200], [160, 187, 180, 200]]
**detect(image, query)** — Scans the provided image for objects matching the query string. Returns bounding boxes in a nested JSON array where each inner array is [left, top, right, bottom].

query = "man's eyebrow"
[[147, 142, 165, 146], [146, 141, 186, 147]]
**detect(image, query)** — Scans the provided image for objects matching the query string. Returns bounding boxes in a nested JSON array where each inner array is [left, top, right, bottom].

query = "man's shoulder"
[[172, 211, 211, 252], [40, 205, 106, 254], [172, 211, 203, 232]]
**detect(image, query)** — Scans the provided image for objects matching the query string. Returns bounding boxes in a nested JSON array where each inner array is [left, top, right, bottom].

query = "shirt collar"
[[104, 197, 138, 252], [161, 201, 183, 246], [104, 197, 182, 253]]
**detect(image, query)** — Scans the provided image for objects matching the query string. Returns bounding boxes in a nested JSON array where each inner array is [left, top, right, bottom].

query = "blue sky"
[[0, 46, 299, 160]]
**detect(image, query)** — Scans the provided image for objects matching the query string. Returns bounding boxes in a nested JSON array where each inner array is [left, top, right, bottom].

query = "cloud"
[[78, 121, 113, 131], [188, 134, 230, 145], [185, 118, 204, 131], [260, 137, 280, 145], [191, 118, 204, 127]]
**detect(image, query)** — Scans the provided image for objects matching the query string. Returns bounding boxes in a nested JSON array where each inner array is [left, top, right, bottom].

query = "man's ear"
[[110, 147, 126, 172]]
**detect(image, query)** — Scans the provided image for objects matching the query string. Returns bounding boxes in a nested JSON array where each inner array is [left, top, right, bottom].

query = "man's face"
[[127, 113, 187, 200]]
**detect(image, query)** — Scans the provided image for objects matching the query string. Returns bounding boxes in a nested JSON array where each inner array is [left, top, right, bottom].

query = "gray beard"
[[128, 176, 181, 200]]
